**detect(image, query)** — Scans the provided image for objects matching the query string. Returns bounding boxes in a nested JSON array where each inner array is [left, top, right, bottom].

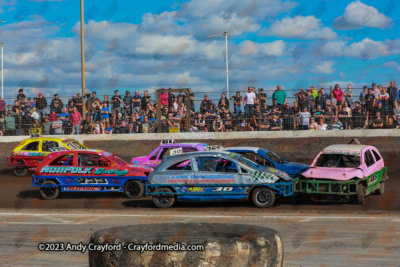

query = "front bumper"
[[294, 178, 359, 195]]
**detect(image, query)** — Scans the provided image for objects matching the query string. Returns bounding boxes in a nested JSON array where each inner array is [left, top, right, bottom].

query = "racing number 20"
[[212, 187, 233, 192]]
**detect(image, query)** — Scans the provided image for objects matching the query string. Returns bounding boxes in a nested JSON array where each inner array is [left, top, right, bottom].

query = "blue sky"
[[0, 0, 400, 101]]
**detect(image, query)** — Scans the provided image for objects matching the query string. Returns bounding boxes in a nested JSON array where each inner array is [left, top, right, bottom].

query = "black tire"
[[376, 182, 385, 195], [251, 187, 275, 208], [152, 188, 175, 208], [13, 167, 28, 177], [124, 180, 144, 199], [39, 181, 59, 200], [357, 183, 365, 204]]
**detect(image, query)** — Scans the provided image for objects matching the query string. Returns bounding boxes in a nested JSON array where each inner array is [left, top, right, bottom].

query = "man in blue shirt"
[[60, 108, 70, 123]]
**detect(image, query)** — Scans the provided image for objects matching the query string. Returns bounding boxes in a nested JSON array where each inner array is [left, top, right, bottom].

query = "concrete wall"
[[1, 130, 400, 173]]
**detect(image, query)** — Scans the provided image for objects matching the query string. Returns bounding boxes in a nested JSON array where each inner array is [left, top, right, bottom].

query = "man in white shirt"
[[244, 87, 256, 119], [299, 107, 311, 130]]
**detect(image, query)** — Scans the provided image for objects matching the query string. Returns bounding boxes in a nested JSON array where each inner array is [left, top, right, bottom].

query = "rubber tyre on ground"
[[124, 180, 144, 199], [376, 181, 385, 195], [357, 184, 365, 204], [13, 167, 28, 177], [39, 181, 60, 200], [251, 187, 276, 208], [152, 188, 175, 208]]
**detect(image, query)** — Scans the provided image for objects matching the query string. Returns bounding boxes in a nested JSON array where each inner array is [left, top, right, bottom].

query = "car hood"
[[281, 162, 310, 175], [131, 156, 148, 163], [301, 167, 364, 181], [127, 163, 153, 173], [258, 166, 292, 181]]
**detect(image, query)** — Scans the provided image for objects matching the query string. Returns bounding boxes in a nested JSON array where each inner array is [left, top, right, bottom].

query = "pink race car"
[[131, 140, 211, 167], [295, 140, 387, 204]]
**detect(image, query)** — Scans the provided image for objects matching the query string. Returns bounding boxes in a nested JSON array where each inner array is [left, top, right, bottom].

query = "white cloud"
[[313, 60, 335, 74], [239, 40, 285, 57], [333, 1, 393, 30], [262, 16, 337, 40], [0, 0, 17, 13]]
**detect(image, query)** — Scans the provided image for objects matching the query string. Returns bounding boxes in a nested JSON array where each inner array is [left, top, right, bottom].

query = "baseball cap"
[[204, 94, 208, 97], [38, 93, 43, 96]]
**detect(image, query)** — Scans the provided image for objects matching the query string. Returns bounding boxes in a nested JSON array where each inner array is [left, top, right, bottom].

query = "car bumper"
[[294, 178, 359, 195]]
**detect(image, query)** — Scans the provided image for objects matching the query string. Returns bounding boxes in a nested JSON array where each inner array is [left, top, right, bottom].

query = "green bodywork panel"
[[294, 167, 387, 196]]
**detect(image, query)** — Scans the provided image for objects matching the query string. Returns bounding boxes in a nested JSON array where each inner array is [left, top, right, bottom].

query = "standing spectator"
[[320, 88, 329, 99], [272, 84, 287, 106], [70, 107, 82, 134], [17, 89, 26, 101], [75, 93, 83, 113], [200, 94, 213, 114], [36, 93, 47, 122], [50, 94, 63, 110], [60, 108, 70, 123], [160, 88, 169, 107], [326, 92, 338, 114], [371, 83, 381, 105], [101, 102, 110, 122], [317, 118, 328, 130], [331, 116, 343, 130], [258, 88, 267, 105], [69, 94, 77, 106], [168, 91, 175, 108], [205, 103, 217, 131], [87, 92, 99, 120], [299, 107, 311, 130], [309, 86, 318, 99], [132, 90, 141, 114], [359, 86, 368, 108], [4, 110, 16, 136], [364, 88, 376, 120], [244, 87, 256, 119], [305, 90, 315, 113], [176, 90, 186, 104], [123, 91, 133, 118], [344, 84, 354, 107], [103, 95, 110, 106], [332, 84, 343, 112], [308, 118, 318, 130], [282, 103, 294, 130], [189, 89, 195, 112], [380, 88, 389, 115], [52, 115, 63, 135], [51, 102, 62, 115], [67, 100, 75, 114], [352, 104, 366, 129], [141, 90, 152, 114], [292, 101, 301, 129], [315, 91, 326, 110], [0, 96, 7, 117], [218, 93, 229, 110], [41, 116, 52, 135], [387, 81, 398, 114], [63, 116, 74, 134], [338, 105, 350, 130], [111, 90, 122, 121], [92, 99, 102, 122], [231, 91, 243, 117], [213, 115, 224, 132], [25, 97, 34, 114], [295, 88, 306, 109]]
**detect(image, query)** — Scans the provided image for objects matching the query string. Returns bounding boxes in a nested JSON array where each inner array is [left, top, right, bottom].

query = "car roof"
[[159, 143, 207, 147], [21, 137, 73, 143], [323, 144, 370, 153], [224, 147, 267, 152]]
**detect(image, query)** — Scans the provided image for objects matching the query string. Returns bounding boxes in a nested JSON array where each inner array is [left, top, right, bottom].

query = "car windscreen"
[[238, 156, 258, 170], [315, 154, 360, 168], [66, 141, 86, 150], [264, 151, 286, 164], [111, 155, 127, 166]]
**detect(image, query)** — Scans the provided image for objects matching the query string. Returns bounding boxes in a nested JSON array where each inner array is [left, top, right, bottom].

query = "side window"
[[79, 154, 110, 167], [166, 159, 192, 171], [372, 150, 381, 161], [42, 141, 59, 152], [364, 150, 375, 167], [196, 157, 238, 173], [157, 148, 171, 160], [149, 148, 160, 160], [241, 152, 274, 167], [22, 141, 39, 151], [240, 167, 249, 174], [216, 159, 238, 173], [265, 152, 284, 164], [49, 154, 74, 166]]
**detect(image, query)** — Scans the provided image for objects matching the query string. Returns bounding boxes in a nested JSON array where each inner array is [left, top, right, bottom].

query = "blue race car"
[[223, 147, 309, 178], [146, 151, 293, 208]]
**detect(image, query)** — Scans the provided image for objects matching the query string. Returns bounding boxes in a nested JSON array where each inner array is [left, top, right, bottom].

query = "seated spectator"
[[94, 122, 101, 134], [317, 118, 327, 130], [381, 88, 389, 114], [238, 119, 248, 131], [364, 88, 376, 120], [51, 102, 62, 115], [309, 117, 318, 130], [63, 116, 74, 135], [41, 117, 52, 135], [270, 116, 281, 131], [118, 121, 129, 134], [49, 110, 57, 122], [260, 115, 270, 131], [218, 93, 229, 110], [331, 116, 343, 130], [231, 91, 243, 117], [249, 115, 258, 131], [269, 107, 280, 118], [253, 105, 261, 118], [269, 99, 281, 114], [393, 102, 400, 117], [213, 115, 224, 132], [326, 92, 338, 114], [352, 105, 367, 129], [195, 113, 205, 131], [160, 120, 170, 133], [338, 106, 350, 130], [313, 105, 325, 119], [261, 102, 269, 117], [223, 113, 233, 132], [200, 94, 213, 114], [372, 112, 384, 129], [205, 104, 217, 131], [299, 107, 311, 130], [385, 116, 397, 129], [305, 90, 315, 113], [104, 122, 113, 134], [282, 103, 294, 130]]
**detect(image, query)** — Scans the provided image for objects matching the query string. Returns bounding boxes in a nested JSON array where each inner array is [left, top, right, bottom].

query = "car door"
[[77, 152, 115, 186], [161, 156, 195, 188], [19, 140, 40, 156], [363, 149, 378, 187]]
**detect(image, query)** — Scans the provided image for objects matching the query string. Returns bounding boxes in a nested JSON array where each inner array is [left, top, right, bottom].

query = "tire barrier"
[[89, 223, 284, 267]]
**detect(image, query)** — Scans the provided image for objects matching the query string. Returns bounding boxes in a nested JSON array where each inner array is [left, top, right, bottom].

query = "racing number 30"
[[212, 187, 233, 192]]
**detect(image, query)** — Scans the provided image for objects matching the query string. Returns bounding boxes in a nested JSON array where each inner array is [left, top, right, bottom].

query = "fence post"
[[330, 86, 332, 129]]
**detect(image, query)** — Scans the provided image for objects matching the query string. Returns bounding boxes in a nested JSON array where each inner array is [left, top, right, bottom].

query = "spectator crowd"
[[0, 81, 398, 136]]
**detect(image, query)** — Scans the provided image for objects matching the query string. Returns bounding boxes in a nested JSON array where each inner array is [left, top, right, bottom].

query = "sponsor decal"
[[187, 187, 204, 192], [93, 168, 128, 176], [103, 187, 122, 192], [13, 151, 47, 157], [133, 160, 161, 165], [251, 171, 279, 183], [65, 187, 101, 191], [76, 178, 109, 184], [167, 174, 235, 183], [205, 145, 222, 151], [212, 187, 233, 192], [170, 147, 183, 155], [49, 147, 67, 152], [229, 153, 237, 158], [40, 167, 93, 174]]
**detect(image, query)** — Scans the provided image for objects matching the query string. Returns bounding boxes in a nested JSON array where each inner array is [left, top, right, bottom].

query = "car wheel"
[[13, 167, 28, 177], [124, 180, 145, 199], [152, 188, 175, 208], [39, 181, 59, 200], [251, 188, 275, 208], [357, 183, 365, 204], [376, 182, 385, 195]]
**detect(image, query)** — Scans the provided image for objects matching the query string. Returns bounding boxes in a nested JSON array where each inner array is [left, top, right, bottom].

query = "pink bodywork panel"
[[302, 146, 384, 181]]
